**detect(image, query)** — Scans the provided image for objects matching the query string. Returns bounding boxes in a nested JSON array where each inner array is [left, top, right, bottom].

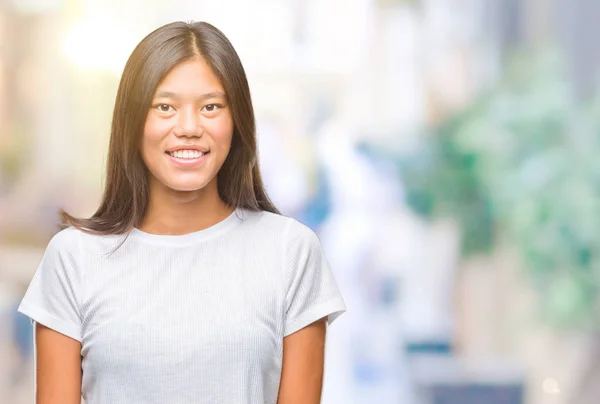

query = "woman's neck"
[[138, 183, 233, 236]]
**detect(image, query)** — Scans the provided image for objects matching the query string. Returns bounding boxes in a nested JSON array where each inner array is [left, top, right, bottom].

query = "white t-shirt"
[[17, 208, 347, 404]]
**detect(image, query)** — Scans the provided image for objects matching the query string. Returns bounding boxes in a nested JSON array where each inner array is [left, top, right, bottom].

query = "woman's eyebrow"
[[153, 90, 226, 101]]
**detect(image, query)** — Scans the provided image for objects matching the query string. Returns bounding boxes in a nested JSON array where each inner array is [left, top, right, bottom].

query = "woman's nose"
[[175, 107, 202, 137]]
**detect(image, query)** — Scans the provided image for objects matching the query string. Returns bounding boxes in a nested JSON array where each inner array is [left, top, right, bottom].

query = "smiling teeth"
[[169, 150, 204, 159]]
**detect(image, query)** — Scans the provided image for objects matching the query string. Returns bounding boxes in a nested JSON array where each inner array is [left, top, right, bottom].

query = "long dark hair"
[[60, 21, 279, 235]]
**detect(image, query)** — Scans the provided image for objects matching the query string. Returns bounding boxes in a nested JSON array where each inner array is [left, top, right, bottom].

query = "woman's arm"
[[35, 323, 82, 404], [277, 318, 327, 404]]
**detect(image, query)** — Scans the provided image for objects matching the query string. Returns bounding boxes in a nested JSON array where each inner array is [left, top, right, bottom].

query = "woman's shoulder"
[[46, 226, 81, 251], [240, 208, 295, 230], [36, 228, 84, 272], [241, 209, 318, 246], [47, 226, 128, 256]]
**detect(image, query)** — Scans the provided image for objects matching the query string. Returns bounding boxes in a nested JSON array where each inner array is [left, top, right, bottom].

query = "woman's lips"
[[165, 151, 209, 167]]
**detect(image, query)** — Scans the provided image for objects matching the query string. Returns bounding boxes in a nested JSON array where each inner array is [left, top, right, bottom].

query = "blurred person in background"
[[16, 21, 346, 404]]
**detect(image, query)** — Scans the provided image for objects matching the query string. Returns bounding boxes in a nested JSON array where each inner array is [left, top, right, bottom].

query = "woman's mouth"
[[165, 150, 209, 167], [167, 150, 207, 159]]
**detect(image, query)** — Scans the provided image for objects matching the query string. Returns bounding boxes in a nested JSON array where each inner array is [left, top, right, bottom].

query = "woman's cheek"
[[152, 119, 175, 137]]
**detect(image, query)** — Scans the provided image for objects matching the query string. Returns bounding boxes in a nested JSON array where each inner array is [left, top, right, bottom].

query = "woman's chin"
[[153, 178, 207, 193], [169, 183, 208, 193], [148, 172, 215, 194]]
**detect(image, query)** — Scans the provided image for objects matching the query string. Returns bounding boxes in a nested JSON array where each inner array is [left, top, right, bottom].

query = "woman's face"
[[141, 57, 233, 195]]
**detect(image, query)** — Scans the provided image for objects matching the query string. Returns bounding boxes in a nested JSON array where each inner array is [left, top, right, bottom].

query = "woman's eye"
[[203, 104, 220, 112], [155, 104, 173, 112]]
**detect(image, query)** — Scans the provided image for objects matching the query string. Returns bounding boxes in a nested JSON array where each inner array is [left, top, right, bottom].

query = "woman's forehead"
[[155, 58, 225, 99]]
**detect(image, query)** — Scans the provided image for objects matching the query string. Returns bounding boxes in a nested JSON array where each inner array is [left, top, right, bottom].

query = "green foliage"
[[398, 50, 600, 329]]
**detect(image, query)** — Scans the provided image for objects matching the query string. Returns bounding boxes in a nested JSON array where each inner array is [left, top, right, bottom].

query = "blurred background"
[[2, 0, 600, 403]]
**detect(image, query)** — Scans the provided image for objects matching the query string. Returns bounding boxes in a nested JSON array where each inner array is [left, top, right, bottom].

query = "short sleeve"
[[282, 219, 347, 337], [17, 228, 83, 342]]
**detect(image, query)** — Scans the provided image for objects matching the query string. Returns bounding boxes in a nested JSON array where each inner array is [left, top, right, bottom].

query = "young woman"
[[17, 21, 346, 404]]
